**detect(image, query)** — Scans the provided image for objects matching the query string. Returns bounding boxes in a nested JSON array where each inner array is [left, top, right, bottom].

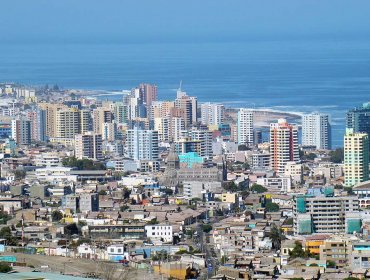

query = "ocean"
[[1, 38, 370, 147]]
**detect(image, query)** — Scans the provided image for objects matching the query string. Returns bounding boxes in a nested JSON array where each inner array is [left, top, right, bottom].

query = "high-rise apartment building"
[[270, 119, 300, 174], [102, 122, 117, 142], [293, 189, 359, 235], [26, 111, 38, 142], [126, 127, 159, 161], [80, 110, 91, 134], [37, 103, 89, 139], [188, 129, 213, 159], [138, 83, 157, 109], [237, 109, 254, 146], [55, 108, 81, 138], [201, 102, 224, 126], [150, 101, 175, 120], [127, 88, 146, 120], [347, 102, 370, 152], [75, 132, 103, 160], [154, 117, 170, 143], [171, 117, 186, 142], [175, 88, 197, 128], [347, 102, 370, 135], [36, 107, 48, 142], [113, 102, 128, 124], [38, 103, 66, 138], [302, 113, 331, 149], [11, 119, 31, 145], [344, 129, 369, 187], [93, 107, 114, 134]]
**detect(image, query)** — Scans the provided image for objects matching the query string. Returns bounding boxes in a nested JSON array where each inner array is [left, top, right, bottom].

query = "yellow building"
[[153, 262, 194, 280], [305, 235, 330, 255], [221, 193, 238, 204]]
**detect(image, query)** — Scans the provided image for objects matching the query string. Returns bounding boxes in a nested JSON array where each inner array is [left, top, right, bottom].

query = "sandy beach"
[[225, 108, 301, 128]]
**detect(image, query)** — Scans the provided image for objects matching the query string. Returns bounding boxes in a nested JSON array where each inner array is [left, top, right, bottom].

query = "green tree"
[[64, 223, 79, 236], [14, 170, 26, 180], [201, 224, 212, 233], [265, 202, 279, 212], [289, 241, 312, 259], [0, 262, 12, 273], [303, 153, 317, 160], [52, 210, 63, 222], [225, 181, 238, 192], [0, 227, 17, 245], [329, 148, 344, 163], [250, 184, 268, 193], [98, 190, 107, 195], [151, 250, 168, 261], [185, 228, 194, 238], [187, 205, 197, 210], [284, 218, 293, 225], [242, 162, 250, 170], [240, 190, 250, 198], [0, 211, 11, 225], [326, 260, 336, 268], [120, 205, 130, 211], [343, 277, 361, 280], [147, 218, 159, 225], [269, 224, 285, 250], [62, 156, 106, 170]]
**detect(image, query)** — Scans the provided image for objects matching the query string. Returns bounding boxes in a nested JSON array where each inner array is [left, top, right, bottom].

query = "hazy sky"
[[1, 0, 370, 43]]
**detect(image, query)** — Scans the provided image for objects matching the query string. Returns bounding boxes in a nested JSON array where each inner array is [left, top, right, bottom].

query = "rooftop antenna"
[[179, 80, 182, 92]]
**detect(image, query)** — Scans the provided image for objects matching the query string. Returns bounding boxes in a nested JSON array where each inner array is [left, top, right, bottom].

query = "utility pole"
[[21, 213, 24, 249]]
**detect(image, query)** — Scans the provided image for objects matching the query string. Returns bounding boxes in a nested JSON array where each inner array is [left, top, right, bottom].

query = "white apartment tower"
[[171, 117, 186, 142], [154, 117, 170, 143], [237, 109, 254, 145], [189, 129, 213, 159], [126, 127, 159, 161], [201, 102, 224, 126], [302, 113, 331, 149]]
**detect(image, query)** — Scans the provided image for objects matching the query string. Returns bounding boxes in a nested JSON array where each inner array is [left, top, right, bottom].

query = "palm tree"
[[270, 223, 285, 250]]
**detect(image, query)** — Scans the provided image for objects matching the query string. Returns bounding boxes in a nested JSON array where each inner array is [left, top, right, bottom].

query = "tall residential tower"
[[302, 113, 331, 149], [237, 109, 254, 146], [270, 119, 300, 174], [344, 129, 369, 187]]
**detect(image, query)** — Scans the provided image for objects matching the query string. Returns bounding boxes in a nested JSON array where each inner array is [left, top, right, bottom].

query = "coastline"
[[67, 89, 302, 127], [225, 108, 301, 128]]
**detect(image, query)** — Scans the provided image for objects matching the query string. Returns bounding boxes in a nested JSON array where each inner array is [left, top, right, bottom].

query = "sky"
[[1, 0, 370, 43]]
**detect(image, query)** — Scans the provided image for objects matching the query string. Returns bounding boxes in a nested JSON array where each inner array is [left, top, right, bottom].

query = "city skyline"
[[1, 2, 370, 279]]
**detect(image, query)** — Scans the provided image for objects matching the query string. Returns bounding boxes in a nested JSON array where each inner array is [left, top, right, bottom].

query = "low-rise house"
[[77, 243, 96, 259], [145, 224, 173, 243], [107, 244, 129, 262]]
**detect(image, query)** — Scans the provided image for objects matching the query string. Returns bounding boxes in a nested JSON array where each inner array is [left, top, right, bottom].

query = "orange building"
[[305, 234, 330, 255]]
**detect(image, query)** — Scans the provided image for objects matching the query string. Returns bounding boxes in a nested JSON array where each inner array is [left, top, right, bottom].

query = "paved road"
[[195, 217, 221, 279]]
